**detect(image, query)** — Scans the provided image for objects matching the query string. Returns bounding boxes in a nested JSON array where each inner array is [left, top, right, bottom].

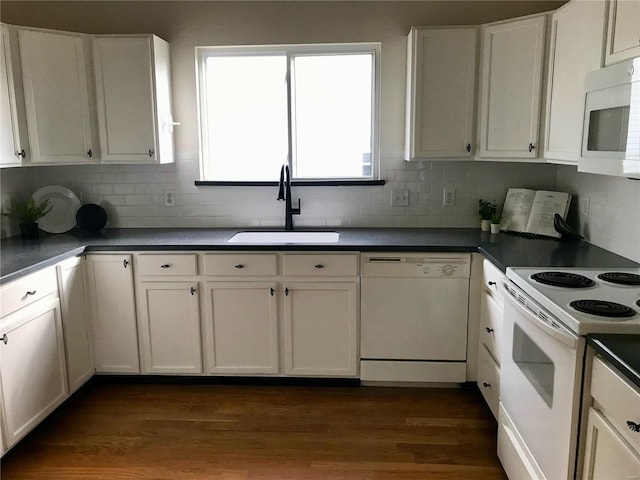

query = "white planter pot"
[[490, 223, 501, 234], [481, 219, 491, 231]]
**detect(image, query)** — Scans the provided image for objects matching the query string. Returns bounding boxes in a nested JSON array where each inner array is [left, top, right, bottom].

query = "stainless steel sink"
[[227, 231, 340, 244]]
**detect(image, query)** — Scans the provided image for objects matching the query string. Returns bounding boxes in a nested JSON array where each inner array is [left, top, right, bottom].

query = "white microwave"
[[580, 57, 640, 179]]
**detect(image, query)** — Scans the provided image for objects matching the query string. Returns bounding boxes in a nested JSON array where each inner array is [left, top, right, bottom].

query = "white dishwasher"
[[360, 252, 470, 383]]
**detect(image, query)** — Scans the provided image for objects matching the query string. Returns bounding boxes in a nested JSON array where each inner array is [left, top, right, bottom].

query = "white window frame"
[[196, 43, 381, 183]]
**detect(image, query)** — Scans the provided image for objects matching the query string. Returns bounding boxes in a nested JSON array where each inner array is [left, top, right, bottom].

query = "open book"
[[500, 188, 572, 238]]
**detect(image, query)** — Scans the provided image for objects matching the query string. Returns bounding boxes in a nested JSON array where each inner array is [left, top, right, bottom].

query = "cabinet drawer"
[[136, 254, 198, 276], [591, 356, 640, 452], [482, 258, 505, 302], [480, 291, 503, 363], [283, 254, 358, 277], [203, 254, 278, 276], [0, 267, 57, 318], [477, 344, 500, 420]]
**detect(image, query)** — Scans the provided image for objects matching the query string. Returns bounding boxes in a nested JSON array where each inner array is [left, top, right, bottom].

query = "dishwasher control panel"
[[361, 253, 471, 278]]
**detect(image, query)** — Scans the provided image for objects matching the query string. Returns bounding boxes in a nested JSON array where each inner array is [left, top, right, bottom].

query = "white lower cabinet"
[[136, 281, 202, 374], [283, 282, 358, 377], [86, 254, 140, 373], [57, 256, 94, 393], [579, 354, 640, 479], [0, 295, 67, 449], [582, 408, 640, 479], [204, 282, 279, 374]]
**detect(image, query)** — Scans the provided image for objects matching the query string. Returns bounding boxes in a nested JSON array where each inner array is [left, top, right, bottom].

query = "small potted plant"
[[478, 199, 497, 231], [2, 197, 52, 240], [490, 212, 501, 234]]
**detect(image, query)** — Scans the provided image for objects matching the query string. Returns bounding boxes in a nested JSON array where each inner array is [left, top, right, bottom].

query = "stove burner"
[[597, 272, 640, 286], [570, 300, 637, 318], [531, 272, 596, 288]]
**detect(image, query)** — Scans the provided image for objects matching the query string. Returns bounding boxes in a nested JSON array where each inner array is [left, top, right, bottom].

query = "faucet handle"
[[292, 198, 301, 215]]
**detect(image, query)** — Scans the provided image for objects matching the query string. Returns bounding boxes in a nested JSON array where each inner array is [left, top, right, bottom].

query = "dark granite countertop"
[[588, 334, 640, 390], [1, 227, 637, 284]]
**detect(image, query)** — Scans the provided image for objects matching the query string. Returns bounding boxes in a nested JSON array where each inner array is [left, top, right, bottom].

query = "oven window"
[[587, 106, 630, 152], [512, 324, 554, 408]]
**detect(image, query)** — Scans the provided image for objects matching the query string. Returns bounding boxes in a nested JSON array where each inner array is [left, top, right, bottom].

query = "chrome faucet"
[[277, 164, 300, 231]]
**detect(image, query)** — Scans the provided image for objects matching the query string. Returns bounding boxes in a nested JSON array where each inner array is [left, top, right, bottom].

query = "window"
[[196, 44, 380, 183]]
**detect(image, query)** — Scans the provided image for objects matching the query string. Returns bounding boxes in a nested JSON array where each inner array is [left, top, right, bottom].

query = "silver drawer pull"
[[1, 334, 7, 345], [488, 281, 496, 286], [482, 382, 491, 388], [25, 290, 37, 296], [235, 264, 245, 269], [627, 421, 640, 433], [160, 264, 171, 269], [485, 327, 494, 333], [315, 264, 325, 269]]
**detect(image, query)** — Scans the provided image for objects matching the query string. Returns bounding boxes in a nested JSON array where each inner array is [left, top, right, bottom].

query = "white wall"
[[556, 166, 640, 263]]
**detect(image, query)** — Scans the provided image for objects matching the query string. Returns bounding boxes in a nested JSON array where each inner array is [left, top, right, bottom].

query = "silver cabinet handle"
[[160, 264, 171, 269], [149, 149, 154, 157], [87, 149, 93, 158], [123, 259, 129, 269], [235, 264, 245, 269], [482, 382, 491, 388], [25, 290, 37, 296], [190, 286, 196, 296], [528, 143, 535, 153], [16, 149, 26, 158], [270, 287, 275, 296], [488, 281, 496, 286], [1, 334, 7, 345], [485, 327, 494, 333], [314, 264, 325, 269]]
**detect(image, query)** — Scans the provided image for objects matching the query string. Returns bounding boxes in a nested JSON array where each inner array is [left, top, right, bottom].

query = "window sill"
[[195, 180, 386, 187]]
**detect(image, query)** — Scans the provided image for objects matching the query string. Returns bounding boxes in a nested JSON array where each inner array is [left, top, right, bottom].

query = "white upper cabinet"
[[404, 27, 477, 160], [544, 0, 606, 164], [1, 24, 27, 168], [93, 35, 175, 164], [605, 0, 640, 65], [19, 28, 96, 164], [478, 14, 547, 160]]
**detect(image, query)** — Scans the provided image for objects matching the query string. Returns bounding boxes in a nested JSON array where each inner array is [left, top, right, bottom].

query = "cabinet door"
[[93, 36, 157, 163], [405, 27, 477, 160], [545, 0, 606, 164], [204, 282, 278, 374], [0, 296, 67, 448], [137, 281, 202, 374], [86, 255, 139, 373], [1, 24, 26, 167], [57, 257, 94, 393], [605, 0, 640, 66], [478, 15, 546, 159], [582, 408, 640, 480], [283, 282, 358, 377], [19, 28, 94, 164]]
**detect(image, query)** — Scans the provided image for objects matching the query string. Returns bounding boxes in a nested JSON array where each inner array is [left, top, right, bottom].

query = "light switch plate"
[[391, 189, 409, 206]]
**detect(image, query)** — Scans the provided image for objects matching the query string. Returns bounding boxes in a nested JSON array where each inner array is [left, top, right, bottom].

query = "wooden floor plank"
[[1, 382, 507, 480]]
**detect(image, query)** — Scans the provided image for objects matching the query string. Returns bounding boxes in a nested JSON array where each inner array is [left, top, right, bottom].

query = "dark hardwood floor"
[[1, 382, 507, 480]]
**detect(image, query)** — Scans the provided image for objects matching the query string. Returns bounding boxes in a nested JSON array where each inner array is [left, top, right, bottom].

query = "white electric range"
[[497, 266, 640, 480]]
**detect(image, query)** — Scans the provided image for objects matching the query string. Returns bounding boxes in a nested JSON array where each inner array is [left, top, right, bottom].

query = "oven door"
[[499, 281, 584, 480]]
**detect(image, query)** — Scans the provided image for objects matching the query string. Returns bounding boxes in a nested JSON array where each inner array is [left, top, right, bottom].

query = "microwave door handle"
[[500, 281, 578, 349]]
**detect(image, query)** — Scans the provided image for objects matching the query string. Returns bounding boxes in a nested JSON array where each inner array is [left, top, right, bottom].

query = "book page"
[[500, 188, 536, 233], [524, 191, 572, 238]]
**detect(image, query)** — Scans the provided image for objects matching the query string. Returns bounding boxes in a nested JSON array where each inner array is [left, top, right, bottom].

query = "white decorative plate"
[[32, 186, 81, 234]]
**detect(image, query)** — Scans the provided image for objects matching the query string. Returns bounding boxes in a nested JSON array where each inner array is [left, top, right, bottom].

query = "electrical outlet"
[[164, 191, 175, 207], [443, 188, 455, 206], [581, 195, 590, 217], [391, 189, 409, 207]]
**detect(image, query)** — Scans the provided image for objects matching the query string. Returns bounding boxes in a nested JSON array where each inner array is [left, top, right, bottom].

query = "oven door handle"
[[500, 281, 578, 349]]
